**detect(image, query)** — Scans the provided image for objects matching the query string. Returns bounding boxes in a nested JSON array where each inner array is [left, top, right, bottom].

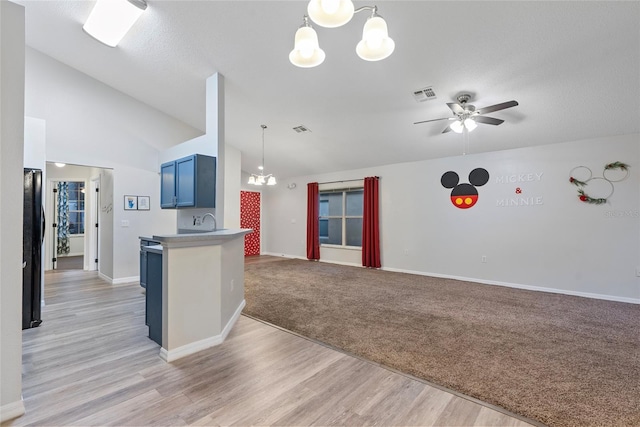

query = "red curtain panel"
[[306, 182, 320, 260], [240, 191, 261, 256], [362, 176, 381, 268]]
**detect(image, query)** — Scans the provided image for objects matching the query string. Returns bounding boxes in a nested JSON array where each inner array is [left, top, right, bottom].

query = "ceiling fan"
[[414, 94, 519, 134]]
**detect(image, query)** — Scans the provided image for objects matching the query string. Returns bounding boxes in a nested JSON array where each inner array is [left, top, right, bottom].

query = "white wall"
[[0, 0, 26, 421], [264, 134, 640, 303], [162, 74, 227, 233], [99, 169, 114, 279], [24, 117, 45, 169], [224, 144, 241, 229], [25, 48, 201, 281]]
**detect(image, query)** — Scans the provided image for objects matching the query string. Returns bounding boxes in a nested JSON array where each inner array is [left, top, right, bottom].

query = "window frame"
[[319, 187, 364, 249]]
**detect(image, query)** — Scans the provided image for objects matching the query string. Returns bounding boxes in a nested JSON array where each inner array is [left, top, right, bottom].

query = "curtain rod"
[[317, 176, 379, 185]]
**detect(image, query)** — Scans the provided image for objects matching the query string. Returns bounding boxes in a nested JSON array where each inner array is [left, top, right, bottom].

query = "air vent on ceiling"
[[413, 86, 437, 102], [293, 125, 311, 133]]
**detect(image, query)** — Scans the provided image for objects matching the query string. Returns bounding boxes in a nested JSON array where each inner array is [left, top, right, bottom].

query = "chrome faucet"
[[202, 213, 217, 231]]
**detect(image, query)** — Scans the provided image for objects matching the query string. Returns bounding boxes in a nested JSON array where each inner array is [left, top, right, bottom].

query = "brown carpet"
[[243, 259, 640, 427]]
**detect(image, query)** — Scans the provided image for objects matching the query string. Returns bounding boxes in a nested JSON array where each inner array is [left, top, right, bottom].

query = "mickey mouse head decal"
[[441, 168, 490, 209]]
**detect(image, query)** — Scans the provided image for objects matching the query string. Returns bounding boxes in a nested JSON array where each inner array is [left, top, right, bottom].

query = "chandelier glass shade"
[[289, 17, 326, 68], [248, 125, 277, 186], [356, 15, 395, 61], [290, 3, 394, 68], [307, 0, 355, 28]]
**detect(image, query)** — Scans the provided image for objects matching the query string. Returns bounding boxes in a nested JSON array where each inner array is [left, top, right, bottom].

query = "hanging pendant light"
[[289, 16, 326, 68], [248, 125, 277, 186], [307, 0, 355, 28], [356, 9, 395, 61]]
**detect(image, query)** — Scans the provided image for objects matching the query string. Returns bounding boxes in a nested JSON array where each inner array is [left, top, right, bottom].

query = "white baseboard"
[[381, 266, 640, 305], [261, 252, 304, 260], [159, 299, 246, 363], [59, 252, 83, 257], [98, 272, 112, 283], [97, 273, 140, 285], [113, 276, 139, 285], [0, 399, 25, 423], [261, 252, 639, 305]]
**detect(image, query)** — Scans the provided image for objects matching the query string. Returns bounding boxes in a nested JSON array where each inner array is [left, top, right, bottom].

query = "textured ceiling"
[[16, 1, 640, 179]]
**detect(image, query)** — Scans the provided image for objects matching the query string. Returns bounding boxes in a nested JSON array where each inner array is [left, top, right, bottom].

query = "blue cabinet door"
[[175, 155, 196, 207], [160, 161, 176, 208], [146, 251, 162, 346]]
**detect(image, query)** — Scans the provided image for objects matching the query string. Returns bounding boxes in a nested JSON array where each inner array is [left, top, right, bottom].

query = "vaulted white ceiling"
[[16, 1, 640, 179]]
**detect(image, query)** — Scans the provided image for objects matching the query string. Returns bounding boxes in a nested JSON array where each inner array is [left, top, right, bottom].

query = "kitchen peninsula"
[[148, 228, 251, 362]]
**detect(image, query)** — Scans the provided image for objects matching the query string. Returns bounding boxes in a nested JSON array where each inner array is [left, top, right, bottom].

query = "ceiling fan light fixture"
[[248, 176, 256, 185], [464, 118, 478, 132], [307, 0, 354, 28], [450, 120, 464, 133], [82, 0, 147, 47], [267, 176, 277, 186], [356, 15, 395, 61], [289, 18, 326, 68]]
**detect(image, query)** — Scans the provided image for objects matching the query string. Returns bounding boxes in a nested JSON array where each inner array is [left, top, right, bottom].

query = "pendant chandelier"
[[289, 1, 395, 68], [248, 125, 277, 186]]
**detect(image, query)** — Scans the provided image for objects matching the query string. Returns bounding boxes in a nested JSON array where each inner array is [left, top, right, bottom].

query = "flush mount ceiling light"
[[248, 125, 277, 186], [54, 163, 66, 168], [83, 0, 147, 47], [289, 2, 394, 67]]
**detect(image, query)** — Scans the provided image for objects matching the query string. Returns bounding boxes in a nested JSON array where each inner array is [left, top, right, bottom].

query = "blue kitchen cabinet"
[[144, 245, 163, 346], [160, 161, 176, 208], [160, 154, 216, 209]]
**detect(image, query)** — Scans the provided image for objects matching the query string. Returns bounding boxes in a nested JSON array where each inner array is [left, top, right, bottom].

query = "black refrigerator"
[[23, 168, 44, 330]]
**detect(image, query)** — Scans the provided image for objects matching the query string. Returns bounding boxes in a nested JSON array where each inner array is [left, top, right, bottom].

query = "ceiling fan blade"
[[474, 116, 504, 125], [475, 100, 518, 115], [447, 102, 465, 115], [414, 117, 452, 125], [442, 125, 453, 133]]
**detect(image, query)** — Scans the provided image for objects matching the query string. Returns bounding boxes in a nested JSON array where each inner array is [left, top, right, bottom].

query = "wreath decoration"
[[569, 162, 629, 204]]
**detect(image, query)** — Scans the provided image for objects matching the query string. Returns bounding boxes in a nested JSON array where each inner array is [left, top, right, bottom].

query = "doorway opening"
[[44, 163, 110, 273]]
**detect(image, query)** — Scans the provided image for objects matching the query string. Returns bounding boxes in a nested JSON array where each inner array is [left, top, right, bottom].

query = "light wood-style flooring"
[[4, 264, 536, 426]]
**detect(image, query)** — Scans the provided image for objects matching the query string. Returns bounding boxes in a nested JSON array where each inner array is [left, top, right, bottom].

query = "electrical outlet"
[[481, 255, 487, 263], [121, 220, 129, 227], [403, 249, 409, 255]]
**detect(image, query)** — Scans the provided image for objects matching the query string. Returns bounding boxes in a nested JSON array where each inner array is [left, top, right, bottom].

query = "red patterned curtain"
[[307, 182, 320, 260], [362, 176, 381, 268], [240, 191, 261, 256]]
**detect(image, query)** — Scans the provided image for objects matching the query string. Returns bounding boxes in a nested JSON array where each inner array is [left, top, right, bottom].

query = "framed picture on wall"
[[124, 195, 137, 210], [137, 196, 150, 210]]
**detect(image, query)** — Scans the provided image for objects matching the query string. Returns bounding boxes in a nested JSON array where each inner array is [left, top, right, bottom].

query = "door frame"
[[89, 177, 100, 272]]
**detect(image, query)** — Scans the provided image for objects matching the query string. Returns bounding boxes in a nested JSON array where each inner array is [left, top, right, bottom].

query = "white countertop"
[[152, 228, 252, 248]]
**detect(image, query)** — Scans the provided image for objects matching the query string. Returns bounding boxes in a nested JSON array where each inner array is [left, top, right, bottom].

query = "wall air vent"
[[413, 86, 437, 102], [293, 125, 311, 133]]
